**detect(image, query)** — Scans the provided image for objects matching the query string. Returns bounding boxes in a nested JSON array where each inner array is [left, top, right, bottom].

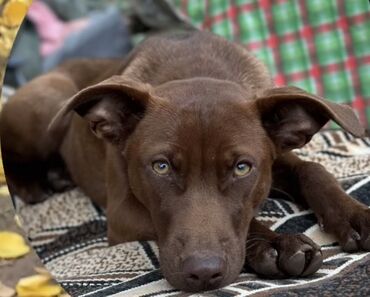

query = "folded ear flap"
[[48, 76, 155, 144], [256, 86, 364, 152]]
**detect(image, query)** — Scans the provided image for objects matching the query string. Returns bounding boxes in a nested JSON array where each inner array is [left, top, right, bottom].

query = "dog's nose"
[[182, 254, 226, 291]]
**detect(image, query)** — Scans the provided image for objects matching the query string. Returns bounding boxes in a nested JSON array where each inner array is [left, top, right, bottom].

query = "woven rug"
[[12, 130, 370, 297]]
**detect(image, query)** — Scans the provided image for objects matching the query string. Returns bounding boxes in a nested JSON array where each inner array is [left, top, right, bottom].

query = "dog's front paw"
[[246, 233, 322, 278], [334, 208, 370, 252]]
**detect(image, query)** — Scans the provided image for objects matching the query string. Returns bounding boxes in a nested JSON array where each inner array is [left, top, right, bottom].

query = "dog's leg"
[[272, 152, 370, 252], [3, 159, 52, 203], [246, 218, 322, 277], [0, 72, 78, 203], [46, 155, 75, 192]]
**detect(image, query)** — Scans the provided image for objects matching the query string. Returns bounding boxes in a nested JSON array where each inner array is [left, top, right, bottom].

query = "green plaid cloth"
[[171, 0, 370, 127]]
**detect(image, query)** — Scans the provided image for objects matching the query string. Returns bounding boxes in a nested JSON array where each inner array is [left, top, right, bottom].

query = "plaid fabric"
[[171, 0, 370, 127]]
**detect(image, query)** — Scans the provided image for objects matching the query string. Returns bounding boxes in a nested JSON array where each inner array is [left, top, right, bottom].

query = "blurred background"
[[1, 0, 369, 126], [0, 1, 369, 296]]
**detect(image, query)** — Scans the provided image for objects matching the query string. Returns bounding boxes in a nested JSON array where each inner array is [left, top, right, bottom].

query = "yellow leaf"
[[0, 281, 15, 297], [2, 0, 30, 27], [0, 149, 6, 184], [16, 275, 50, 289], [34, 267, 52, 277], [0, 186, 10, 196], [16, 274, 62, 297], [0, 231, 30, 259], [16, 284, 62, 297], [14, 214, 23, 228], [0, 38, 9, 57]]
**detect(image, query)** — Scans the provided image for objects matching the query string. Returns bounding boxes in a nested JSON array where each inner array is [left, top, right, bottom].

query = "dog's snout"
[[182, 254, 226, 291]]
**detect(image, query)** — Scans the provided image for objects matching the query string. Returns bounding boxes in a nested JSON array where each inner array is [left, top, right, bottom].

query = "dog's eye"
[[234, 161, 252, 177], [152, 160, 170, 175]]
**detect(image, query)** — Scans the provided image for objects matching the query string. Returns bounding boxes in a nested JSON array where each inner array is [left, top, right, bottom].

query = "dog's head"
[[50, 75, 363, 292]]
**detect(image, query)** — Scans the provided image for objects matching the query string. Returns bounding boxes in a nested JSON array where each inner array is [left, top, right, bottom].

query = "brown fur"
[[1, 31, 369, 292]]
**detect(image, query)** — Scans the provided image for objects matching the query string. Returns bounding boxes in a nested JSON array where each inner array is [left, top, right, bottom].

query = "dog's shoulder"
[[55, 58, 129, 90], [122, 30, 273, 93]]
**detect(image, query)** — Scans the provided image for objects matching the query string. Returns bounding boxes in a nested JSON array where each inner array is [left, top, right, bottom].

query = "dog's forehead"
[[152, 78, 251, 105], [150, 78, 260, 127], [135, 78, 266, 153]]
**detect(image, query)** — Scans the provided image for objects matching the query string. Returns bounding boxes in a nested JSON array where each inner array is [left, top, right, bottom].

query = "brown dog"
[[1, 31, 369, 292]]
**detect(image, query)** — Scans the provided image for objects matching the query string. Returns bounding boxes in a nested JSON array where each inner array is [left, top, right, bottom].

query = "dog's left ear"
[[257, 86, 364, 152], [48, 76, 158, 145]]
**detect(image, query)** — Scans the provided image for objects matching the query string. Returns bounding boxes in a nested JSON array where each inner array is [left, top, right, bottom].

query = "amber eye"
[[152, 160, 170, 175], [234, 161, 252, 177]]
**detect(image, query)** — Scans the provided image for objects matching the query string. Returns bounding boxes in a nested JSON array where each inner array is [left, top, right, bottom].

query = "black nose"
[[182, 254, 226, 291]]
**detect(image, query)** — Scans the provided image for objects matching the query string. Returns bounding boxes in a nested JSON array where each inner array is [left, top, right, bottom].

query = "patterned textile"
[[170, 0, 370, 126], [15, 131, 370, 297]]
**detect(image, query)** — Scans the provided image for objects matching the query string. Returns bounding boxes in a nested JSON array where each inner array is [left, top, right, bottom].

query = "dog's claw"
[[351, 231, 361, 241], [269, 248, 278, 258], [280, 250, 305, 276], [253, 248, 281, 277], [342, 231, 360, 252], [336, 208, 370, 252], [301, 250, 323, 276], [246, 234, 322, 278], [362, 236, 370, 250]]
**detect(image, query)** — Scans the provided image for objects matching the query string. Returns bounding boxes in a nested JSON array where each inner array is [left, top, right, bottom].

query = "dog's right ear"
[[256, 86, 364, 153], [48, 76, 157, 144]]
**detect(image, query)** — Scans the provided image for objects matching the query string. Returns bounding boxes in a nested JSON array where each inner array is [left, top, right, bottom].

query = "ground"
[[0, 193, 44, 291]]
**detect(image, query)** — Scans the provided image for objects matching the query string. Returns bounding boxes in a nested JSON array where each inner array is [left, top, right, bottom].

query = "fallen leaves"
[[0, 231, 30, 259], [0, 125, 9, 193], [14, 215, 23, 228], [0, 281, 15, 297], [0, 0, 30, 27], [0, 3, 78, 296], [0, 187, 9, 196], [1, 268, 66, 297], [0, 0, 32, 79], [0, 149, 6, 186], [16, 273, 63, 297]]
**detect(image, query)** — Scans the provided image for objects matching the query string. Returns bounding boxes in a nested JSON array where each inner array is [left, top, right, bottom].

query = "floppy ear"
[[256, 86, 364, 152], [48, 76, 155, 144]]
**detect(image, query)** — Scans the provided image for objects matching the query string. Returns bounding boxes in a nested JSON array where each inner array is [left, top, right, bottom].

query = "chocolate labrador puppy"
[[1, 31, 369, 292]]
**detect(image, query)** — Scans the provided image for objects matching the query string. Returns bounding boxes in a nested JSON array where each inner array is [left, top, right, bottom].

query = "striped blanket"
[[15, 130, 370, 297]]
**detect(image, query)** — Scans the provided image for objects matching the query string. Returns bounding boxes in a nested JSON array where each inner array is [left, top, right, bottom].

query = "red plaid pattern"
[[172, 0, 370, 127]]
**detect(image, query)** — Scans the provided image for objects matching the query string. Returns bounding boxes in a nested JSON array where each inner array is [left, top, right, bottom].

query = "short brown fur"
[[1, 31, 369, 292]]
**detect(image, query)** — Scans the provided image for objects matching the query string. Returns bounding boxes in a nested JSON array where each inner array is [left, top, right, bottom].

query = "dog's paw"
[[246, 233, 322, 278], [47, 168, 75, 193], [335, 208, 370, 252]]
